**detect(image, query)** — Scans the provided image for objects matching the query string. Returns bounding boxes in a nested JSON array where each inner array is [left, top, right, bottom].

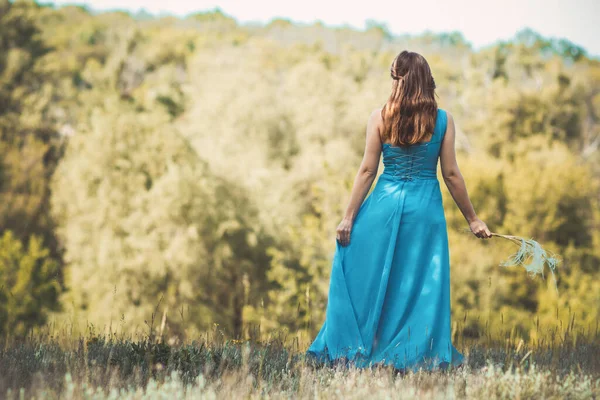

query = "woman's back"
[[381, 109, 448, 182]]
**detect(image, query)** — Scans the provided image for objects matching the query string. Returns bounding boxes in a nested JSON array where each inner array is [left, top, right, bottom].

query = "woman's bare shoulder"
[[369, 107, 384, 127], [372, 106, 384, 118]]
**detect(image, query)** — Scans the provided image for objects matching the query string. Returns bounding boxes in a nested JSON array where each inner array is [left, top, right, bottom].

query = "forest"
[[1, 0, 599, 349]]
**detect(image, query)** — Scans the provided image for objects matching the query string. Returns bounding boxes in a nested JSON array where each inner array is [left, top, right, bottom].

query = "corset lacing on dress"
[[382, 143, 433, 181]]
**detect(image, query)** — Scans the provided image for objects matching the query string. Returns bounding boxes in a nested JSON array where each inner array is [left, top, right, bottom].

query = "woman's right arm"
[[439, 111, 492, 239]]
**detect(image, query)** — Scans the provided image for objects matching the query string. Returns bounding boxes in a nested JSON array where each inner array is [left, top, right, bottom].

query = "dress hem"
[[305, 344, 464, 373]]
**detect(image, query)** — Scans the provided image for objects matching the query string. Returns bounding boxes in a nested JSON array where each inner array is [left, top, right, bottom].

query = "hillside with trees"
[[1, 0, 598, 346]]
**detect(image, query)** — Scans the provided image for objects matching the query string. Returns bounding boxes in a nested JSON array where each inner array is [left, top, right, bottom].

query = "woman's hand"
[[336, 218, 353, 247], [469, 218, 492, 239]]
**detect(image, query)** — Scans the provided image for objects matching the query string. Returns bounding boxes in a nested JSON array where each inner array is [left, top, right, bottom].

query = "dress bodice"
[[381, 109, 448, 181]]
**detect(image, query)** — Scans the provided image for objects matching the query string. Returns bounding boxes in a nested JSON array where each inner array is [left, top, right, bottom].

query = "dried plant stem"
[[461, 228, 560, 294], [490, 232, 523, 244]]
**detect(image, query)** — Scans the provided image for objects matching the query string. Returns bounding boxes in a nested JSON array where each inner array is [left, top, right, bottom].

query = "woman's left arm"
[[336, 108, 383, 246]]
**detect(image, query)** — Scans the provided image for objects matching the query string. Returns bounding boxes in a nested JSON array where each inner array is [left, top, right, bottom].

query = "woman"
[[306, 50, 492, 372]]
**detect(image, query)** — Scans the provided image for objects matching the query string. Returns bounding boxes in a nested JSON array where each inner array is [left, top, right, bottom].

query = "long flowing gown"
[[306, 108, 464, 372]]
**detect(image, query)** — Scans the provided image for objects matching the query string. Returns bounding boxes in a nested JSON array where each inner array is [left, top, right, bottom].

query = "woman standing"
[[306, 50, 492, 372]]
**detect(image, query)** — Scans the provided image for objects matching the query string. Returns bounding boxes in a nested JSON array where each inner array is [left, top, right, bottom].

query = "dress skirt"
[[306, 172, 464, 372]]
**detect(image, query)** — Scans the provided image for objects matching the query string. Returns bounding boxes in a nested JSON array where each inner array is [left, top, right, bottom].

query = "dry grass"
[[1, 319, 599, 399]]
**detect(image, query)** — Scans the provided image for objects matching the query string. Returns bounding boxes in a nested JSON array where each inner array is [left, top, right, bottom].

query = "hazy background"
[[49, 0, 600, 57], [0, 0, 598, 347]]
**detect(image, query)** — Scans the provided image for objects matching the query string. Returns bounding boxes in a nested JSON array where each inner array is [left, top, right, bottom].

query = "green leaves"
[[0, 231, 61, 337], [0, 1, 598, 342]]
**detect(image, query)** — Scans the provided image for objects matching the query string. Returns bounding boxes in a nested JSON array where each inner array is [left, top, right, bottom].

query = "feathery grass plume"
[[462, 228, 560, 294]]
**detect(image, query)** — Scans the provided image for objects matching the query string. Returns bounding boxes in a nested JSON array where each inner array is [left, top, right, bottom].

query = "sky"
[[50, 0, 600, 57]]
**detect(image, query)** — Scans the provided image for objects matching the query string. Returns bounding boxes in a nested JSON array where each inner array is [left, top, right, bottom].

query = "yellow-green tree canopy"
[[0, 0, 598, 343]]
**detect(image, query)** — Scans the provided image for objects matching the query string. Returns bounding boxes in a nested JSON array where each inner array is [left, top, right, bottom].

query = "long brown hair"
[[381, 51, 437, 146]]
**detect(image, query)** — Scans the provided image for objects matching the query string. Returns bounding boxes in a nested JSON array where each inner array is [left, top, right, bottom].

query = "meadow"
[[2, 316, 599, 399]]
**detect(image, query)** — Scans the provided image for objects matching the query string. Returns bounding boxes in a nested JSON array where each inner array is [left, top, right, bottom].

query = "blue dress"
[[306, 109, 464, 372]]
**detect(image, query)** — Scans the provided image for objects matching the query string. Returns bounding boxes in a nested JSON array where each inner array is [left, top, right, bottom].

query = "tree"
[[0, 230, 61, 337], [0, 0, 63, 257], [51, 99, 217, 336]]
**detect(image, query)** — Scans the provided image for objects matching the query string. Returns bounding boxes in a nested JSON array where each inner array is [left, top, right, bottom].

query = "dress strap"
[[436, 109, 448, 142]]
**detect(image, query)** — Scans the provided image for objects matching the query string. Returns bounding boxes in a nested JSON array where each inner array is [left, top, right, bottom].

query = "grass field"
[[1, 320, 599, 400]]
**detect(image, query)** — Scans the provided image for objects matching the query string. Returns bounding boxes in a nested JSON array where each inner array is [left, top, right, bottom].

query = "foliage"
[[0, 230, 61, 336], [0, 1, 598, 345], [0, 0, 63, 257]]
